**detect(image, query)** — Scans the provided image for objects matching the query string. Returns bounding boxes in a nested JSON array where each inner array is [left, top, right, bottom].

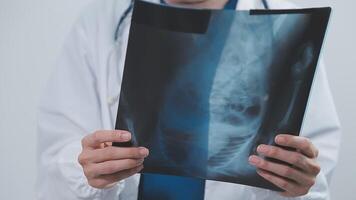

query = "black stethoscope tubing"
[[114, 0, 269, 41]]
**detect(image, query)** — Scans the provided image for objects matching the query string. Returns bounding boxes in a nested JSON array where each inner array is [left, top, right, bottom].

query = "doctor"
[[37, 0, 341, 199]]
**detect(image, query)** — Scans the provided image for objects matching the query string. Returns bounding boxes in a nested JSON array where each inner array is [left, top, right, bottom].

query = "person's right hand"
[[78, 130, 149, 189]]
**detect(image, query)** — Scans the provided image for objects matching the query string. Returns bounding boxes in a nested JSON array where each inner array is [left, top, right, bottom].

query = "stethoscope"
[[114, 0, 269, 41]]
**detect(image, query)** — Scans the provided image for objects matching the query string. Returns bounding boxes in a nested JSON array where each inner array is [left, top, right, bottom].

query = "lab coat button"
[[107, 96, 115, 105]]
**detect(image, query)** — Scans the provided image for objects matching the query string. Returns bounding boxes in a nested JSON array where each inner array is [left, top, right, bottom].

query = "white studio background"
[[0, 0, 354, 199], [0, 0, 91, 199]]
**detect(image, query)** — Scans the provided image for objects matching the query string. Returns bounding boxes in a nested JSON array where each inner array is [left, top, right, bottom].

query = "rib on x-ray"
[[114, 0, 331, 191]]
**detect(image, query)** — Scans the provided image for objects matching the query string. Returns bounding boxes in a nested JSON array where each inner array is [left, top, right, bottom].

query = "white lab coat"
[[37, 0, 341, 199]]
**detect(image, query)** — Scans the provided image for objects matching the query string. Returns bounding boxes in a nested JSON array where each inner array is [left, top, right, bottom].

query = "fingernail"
[[276, 135, 286, 144], [249, 155, 261, 165], [121, 132, 131, 140], [257, 145, 269, 154], [139, 147, 149, 157], [256, 170, 267, 176]]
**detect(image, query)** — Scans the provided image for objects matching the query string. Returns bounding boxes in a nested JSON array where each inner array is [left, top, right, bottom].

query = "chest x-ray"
[[115, 0, 331, 191]]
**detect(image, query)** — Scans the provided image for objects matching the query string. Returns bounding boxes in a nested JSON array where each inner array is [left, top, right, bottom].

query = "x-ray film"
[[114, 0, 331, 191]]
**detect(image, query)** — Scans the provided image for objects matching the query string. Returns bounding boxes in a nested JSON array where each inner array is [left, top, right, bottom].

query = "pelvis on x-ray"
[[115, 0, 331, 191]]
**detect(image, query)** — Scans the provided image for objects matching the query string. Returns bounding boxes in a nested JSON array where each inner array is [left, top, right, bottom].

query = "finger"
[[78, 147, 149, 166], [85, 158, 144, 178], [90, 146, 149, 163], [249, 155, 316, 187], [256, 169, 300, 195], [82, 130, 131, 149], [104, 142, 112, 147], [88, 165, 144, 189], [275, 134, 318, 158], [256, 144, 320, 175]]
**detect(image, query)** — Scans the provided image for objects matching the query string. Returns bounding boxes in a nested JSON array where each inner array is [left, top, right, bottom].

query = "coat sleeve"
[[245, 61, 341, 200], [36, 9, 124, 200], [299, 60, 341, 199]]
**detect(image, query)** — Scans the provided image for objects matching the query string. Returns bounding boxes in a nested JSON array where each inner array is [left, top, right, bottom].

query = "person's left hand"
[[248, 134, 321, 197]]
